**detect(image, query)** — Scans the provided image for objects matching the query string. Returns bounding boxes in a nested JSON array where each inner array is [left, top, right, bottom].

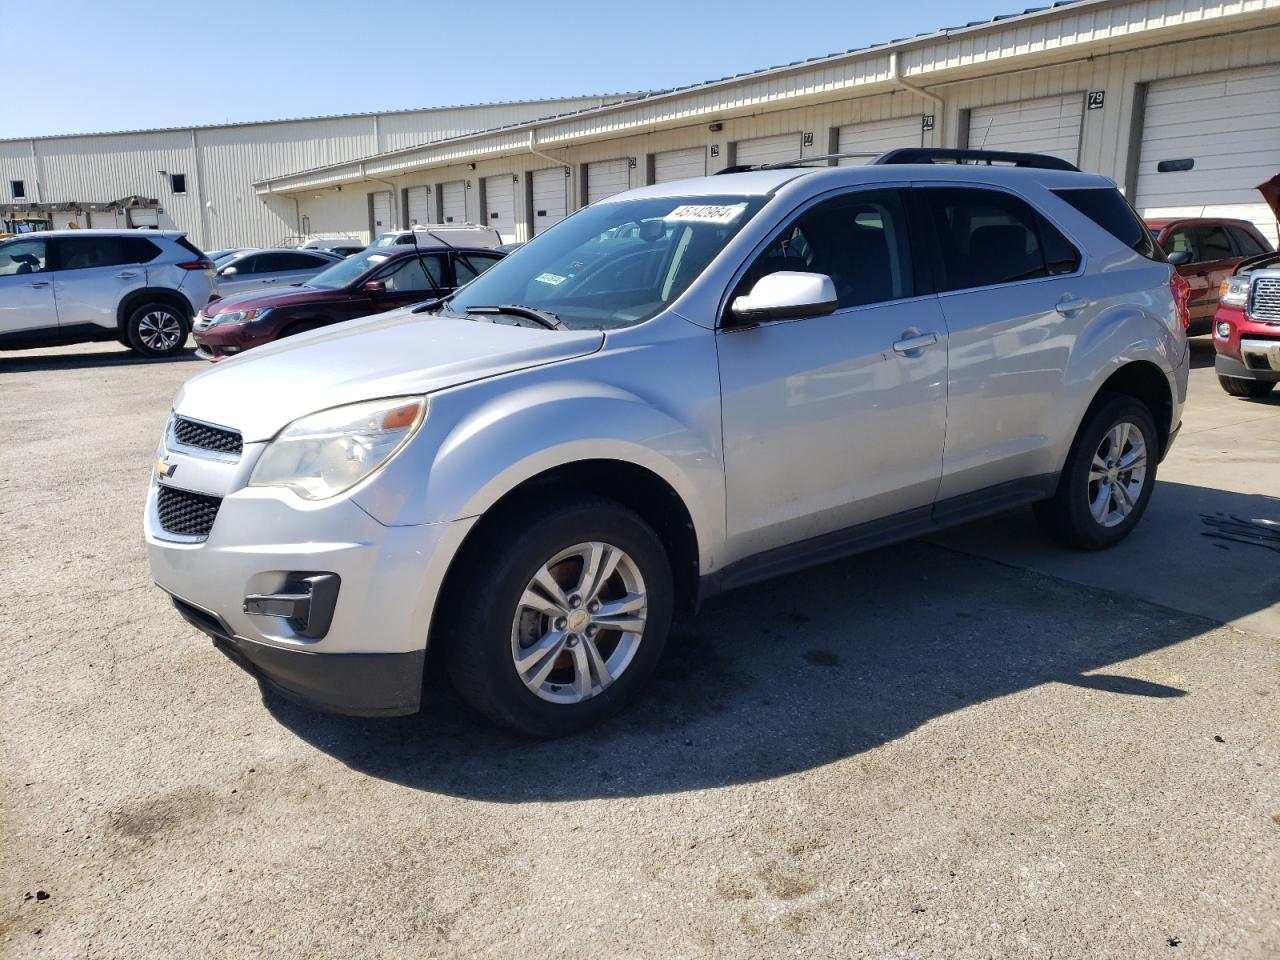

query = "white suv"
[[146, 150, 1189, 736], [0, 229, 215, 357]]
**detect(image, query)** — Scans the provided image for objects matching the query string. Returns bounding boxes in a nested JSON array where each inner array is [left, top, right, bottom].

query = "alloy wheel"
[[137, 310, 183, 351], [1087, 420, 1148, 528], [510, 541, 648, 704]]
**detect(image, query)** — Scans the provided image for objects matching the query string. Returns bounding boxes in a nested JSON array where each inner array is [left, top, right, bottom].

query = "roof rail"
[[874, 148, 1079, 171], [715, 152, 880, 174]]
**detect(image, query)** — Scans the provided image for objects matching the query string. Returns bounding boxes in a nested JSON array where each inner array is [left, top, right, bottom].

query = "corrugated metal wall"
[[0, 97, 634, 249], [288, 19, 1280, 244]]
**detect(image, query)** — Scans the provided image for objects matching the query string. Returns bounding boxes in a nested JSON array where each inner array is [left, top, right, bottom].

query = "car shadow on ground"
[[0, 346, 200, 372], [1188, 336, 1216, 369], [263, 482, 1279, 803]]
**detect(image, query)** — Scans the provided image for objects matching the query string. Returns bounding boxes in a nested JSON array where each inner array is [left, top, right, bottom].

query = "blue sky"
[[4, 0, 1025, 138]]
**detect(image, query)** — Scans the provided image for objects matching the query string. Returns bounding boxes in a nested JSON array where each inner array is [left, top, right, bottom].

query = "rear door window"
[[374, 254, 445, 292], [920, 187, 1079, 292], [1227, 226, 1268, 257], [52, 236, 156, 270], [453, 251, 504, 284]]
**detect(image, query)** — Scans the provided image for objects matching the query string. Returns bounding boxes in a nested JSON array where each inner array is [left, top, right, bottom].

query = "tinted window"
[[175, 237, 206, 260], [1191, 225, 1234, 261], [1051, 187, 1160, 260], [0, 238, 47, 275], [1228, 226, 1268, 258], [170, 173, 187, 194], [922, 188, 1077, 292], [375, 254, 445, 292], [228, 254, 264, 275], [9, 180, 24, 200], [453, 251, 503, 284], [253, 252, 329, 272], [53, 236, 160, 270], [742, 189, 914, 309]]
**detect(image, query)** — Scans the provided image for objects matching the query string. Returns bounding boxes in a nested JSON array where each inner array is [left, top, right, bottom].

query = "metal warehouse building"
[[5, 0, 1280, 250]]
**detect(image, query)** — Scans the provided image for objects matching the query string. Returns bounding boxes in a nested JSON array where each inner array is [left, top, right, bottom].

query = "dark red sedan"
[[192, 244, 505, 360]]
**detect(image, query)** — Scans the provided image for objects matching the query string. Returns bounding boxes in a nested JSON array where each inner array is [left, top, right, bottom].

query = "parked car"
[[207, 247, 253, 262], [212, 248, 342, 298], [193, 244, 505, 359], [1144, 217, 1272, 334], [0, 229, 214, 357], [1211, 250, 1280, 398], [371, 224, 503, 249], [147, 149, 1188, 736], [301, 237, 366, 258]]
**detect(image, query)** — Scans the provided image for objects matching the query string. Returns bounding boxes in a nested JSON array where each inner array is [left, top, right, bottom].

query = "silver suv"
[[0, 229, 214, 357], [146, 150, 1190, 737]]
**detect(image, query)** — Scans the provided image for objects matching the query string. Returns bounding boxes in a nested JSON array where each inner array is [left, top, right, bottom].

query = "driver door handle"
[[892, 331, 939, 355], [30, 280, 50, 288], [116, 270, 138, 278]]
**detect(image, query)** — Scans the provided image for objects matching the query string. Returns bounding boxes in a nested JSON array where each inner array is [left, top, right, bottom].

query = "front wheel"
[[1034, 394, 1159, 550], [125, 302, 189, 357], [444, 498, 674, 737], [1218, 375, 1276, 399]]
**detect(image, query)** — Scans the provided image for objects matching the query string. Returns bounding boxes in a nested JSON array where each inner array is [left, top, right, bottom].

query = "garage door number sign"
[[1087, 91, 1105, 110]]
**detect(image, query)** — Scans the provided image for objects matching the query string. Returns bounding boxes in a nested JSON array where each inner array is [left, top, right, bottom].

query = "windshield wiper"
[[464, 304, 566, 331]]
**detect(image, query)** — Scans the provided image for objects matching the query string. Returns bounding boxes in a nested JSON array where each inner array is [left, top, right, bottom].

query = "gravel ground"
[[1, 341, 1277, 959]]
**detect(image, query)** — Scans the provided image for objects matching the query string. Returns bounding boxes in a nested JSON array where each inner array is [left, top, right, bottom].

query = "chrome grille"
[[156, 485, 222, 540], [1252, 278, 1280, 323], [173, 416, 242, 455]]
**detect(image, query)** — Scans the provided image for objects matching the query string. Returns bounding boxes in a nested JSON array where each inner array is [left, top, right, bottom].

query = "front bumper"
[[191, 318, 274, 359], [167, 594, 425, 716], [146, 466, 476, 715], [1216, 343, 1280, 382]]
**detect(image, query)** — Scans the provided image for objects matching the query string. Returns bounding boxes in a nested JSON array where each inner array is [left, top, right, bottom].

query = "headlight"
[[211, 307, 271, 327], [249, 396, 426, 500], [1219, 277, 1250, 309]]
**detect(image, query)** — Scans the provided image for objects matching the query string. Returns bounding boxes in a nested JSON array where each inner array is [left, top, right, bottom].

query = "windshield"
[[446, 194, 767, 330], [370, 232, 401, 248], [307, 248, 393, 289]]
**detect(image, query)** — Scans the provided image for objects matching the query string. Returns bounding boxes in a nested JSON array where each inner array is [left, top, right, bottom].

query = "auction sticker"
[[665, 203, 747, 225], [534, 272, 567, 285]]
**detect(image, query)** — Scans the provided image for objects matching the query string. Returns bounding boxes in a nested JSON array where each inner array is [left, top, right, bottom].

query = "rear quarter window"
[[1052, 187, 1163, 261]]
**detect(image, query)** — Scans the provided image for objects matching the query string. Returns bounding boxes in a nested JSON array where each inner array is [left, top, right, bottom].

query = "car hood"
[[204, 285, 344, 313], [174, 311, 605, 441]]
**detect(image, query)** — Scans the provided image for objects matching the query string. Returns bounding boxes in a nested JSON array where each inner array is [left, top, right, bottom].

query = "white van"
[[370, 224, 502, 250]]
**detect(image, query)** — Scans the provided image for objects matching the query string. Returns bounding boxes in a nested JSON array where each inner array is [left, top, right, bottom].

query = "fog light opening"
[[1215, 321, 1231, 339]]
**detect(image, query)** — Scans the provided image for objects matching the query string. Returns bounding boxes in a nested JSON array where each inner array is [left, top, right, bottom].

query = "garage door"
[[440, 180, 465, 224], [90, 209, 118, 229], [405, 185, 430, 226], [968, 94, 1083, 165], [837, 116, 924, 165], [654, 147, 706, 183], [484, 175, 516, 242], [128, 207, 160, 228], [531, 167, 569, 235], [734, 133, 802, 168], [1136, 65, 1280, 245], [371, 190, 394, 235], [586, 159, 630, 204]]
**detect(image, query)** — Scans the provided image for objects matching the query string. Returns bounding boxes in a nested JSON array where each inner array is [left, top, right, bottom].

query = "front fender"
[[353, 376, 726, 572]]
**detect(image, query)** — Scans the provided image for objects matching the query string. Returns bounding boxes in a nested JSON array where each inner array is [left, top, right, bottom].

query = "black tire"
[[1034, 393, 1160, 550], [443, 497, 674, 738], [1218, 375, 1276, 399], [281, 320, 323, 339], [124, 301, 189, 357]]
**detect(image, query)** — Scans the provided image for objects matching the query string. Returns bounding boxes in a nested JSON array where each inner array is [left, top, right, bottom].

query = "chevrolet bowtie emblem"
[[156, 458, 177, 480]]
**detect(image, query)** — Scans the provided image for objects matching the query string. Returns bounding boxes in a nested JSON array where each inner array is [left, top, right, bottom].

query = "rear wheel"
[[125, 302, 188, 357], [1218, 375, 1276, 399], [444, 498, 674, 737], [1034, 394, 1159, 550]]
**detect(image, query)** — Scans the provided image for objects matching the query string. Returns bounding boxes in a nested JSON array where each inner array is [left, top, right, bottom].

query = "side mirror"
[[220, 266, 238, 276], [361, 279, 386, 294], [730, 271, 838, 324], [1165, 251, 1192, 267]]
